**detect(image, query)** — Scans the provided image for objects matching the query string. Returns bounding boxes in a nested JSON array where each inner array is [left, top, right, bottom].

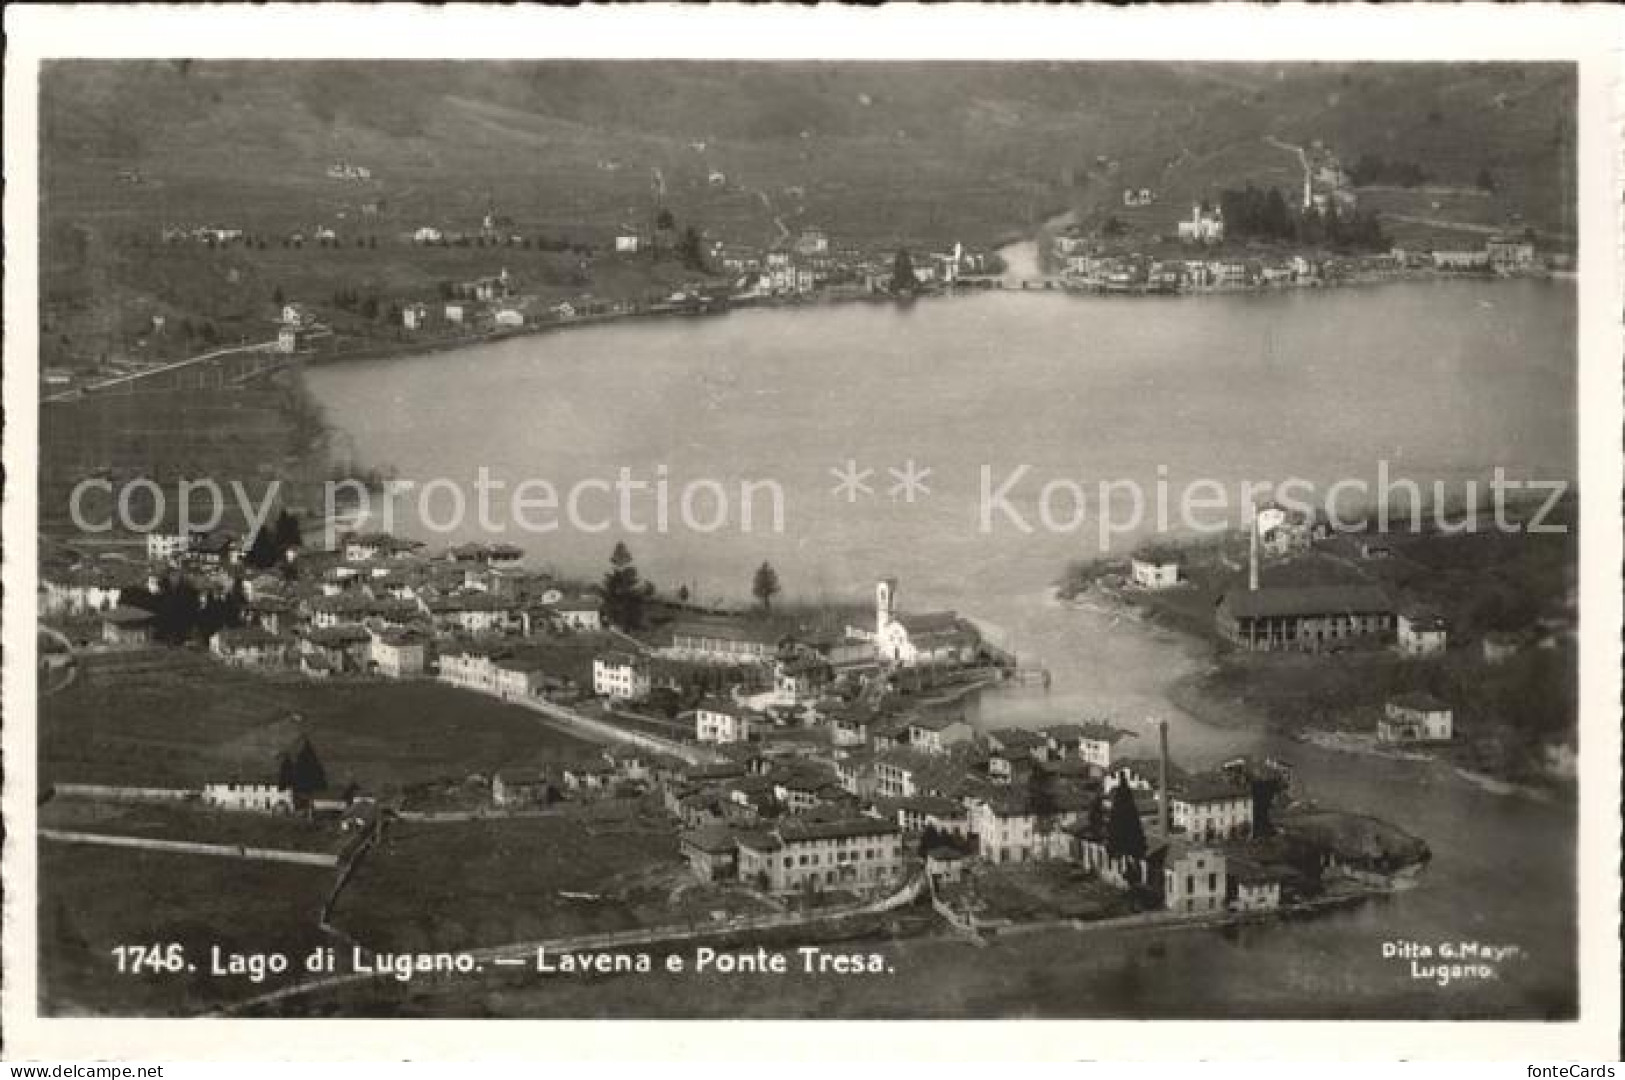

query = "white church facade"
[[855, 578, 982, 669]]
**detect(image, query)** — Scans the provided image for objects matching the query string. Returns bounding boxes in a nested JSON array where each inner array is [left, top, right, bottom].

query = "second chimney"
[[1157, 717, 1171, 841], [1248, 502, 1260, 592]]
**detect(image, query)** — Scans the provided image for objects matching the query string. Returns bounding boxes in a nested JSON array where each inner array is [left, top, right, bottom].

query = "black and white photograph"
[[3, 3, 1620, 1062]]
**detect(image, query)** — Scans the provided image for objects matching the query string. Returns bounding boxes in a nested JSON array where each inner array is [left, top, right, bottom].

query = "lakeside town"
[[39, 500, 1482, 1014], [31, 60, 1581, 1022]]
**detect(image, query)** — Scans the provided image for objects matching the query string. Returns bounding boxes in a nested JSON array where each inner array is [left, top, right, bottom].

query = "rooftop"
[[1387, 691, 1451, 713], [1219, 584, 1392, 619], [778, 816, 899, 843], [1172, 773, 1249, 805]]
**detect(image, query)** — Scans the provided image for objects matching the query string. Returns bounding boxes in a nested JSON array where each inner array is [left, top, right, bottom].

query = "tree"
[[272, 510, 303, 555], [244, 526, 280, 569], [272, 285, 285, 307], [676, 583, 691, 604], [600, 541, 653, 631], [1106, 783, 1147, 861], [752, 562, 781, 612], [890, 248, 918, 294], [678, 226, 707, 272], [1476, 166, 1497, 193], [279, 736, 327, 797]]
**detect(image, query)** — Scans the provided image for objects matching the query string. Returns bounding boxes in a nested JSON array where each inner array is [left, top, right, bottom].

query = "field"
[[958, 864, 1139, 924], [40, 651, 602, 793], [331, 812, 684, 953], [39, 373, 331, 535], [39, 842, 334, 1016], [39, 797, 345, 855]]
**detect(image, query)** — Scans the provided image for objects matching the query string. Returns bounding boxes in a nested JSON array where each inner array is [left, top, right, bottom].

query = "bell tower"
[[876, 577, 897, 636]]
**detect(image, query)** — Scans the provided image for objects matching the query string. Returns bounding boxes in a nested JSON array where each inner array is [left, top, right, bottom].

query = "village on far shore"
[[43, 133, 1564, 404]]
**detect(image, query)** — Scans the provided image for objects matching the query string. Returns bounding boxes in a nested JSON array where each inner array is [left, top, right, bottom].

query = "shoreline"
[[1056, 574, 1572, 804], [292, 266, 1559, 372]]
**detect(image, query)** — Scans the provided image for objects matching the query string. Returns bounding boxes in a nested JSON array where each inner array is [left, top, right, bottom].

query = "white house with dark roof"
[[101, 605, 156, 647], [905, 713, 976, 756], [211, 626, 296, 669], [492, 768, 550, 808], [1130, 550, 1181, 589], [370, 629, 427, 678], [1380, 693, 1453, 743], [695, 698, 755, 744], [666, 615, 781, 664], [1216, 584, 1393, 652], [734, 815, 904, 895], [1170, 774, 1253, 842], [593, 651, 651, 701], [1162, 841, 1227, 914], [1396, 611, 1449, 656]]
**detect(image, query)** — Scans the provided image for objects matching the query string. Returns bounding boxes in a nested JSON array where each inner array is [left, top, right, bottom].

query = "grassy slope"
[[40, 652, 601, 792], [39, 843, 334, 1016], [333, 813, 683, 953]]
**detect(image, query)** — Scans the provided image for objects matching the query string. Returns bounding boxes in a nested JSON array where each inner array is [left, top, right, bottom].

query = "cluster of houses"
[[41, 529, 607, 687], [325, 161, 374, 182], [1430, 235, 1539, 274], [667, 700, 1299, 916], [1055, 186, 1544, 289], [1117, 503, 1524, 751], [713, 228, 993, 300], [1055, 246, 1429, 294]]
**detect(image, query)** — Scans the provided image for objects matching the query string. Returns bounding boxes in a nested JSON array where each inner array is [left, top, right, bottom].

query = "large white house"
[[1396, 611, 1449, 656], [1040, 721, 1135, 770], [1163, 842, 1227, 914], [1130, 552, 1180, 590], [695, 699, 755, 744], [1379, 694, 1454, 743], [734, 816, 904, 895], [1170, 775, 1253, 842], [593, 651, 651, 701]]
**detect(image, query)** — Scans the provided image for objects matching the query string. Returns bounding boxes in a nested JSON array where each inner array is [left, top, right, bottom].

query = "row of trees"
[[328, 287, 394, 323], [1217, 185, 1387, 252], [597, 542, 782, 632], [648, 208, 709, 273], [415, 234, 593, 254], [1347, 154, 1430, 188], [125, 575, 247, 646], [243, 510, 305, 572]]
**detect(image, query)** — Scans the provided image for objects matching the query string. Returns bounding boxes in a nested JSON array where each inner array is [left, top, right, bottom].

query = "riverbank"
[[1055, 503, 1578, 794]]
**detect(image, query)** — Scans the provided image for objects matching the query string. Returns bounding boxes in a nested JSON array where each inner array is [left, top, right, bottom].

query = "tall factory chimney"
[[1248, 501, 1261, 593], [1157, 717, 1171, 841]]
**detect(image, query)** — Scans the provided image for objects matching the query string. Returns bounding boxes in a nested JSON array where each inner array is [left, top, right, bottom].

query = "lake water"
[[305, 277, 1578, 1018]]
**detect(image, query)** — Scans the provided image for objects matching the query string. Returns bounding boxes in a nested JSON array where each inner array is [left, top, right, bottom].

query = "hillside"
[[37, 61, 1575, 379], [42, 61, 1575, 246]]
